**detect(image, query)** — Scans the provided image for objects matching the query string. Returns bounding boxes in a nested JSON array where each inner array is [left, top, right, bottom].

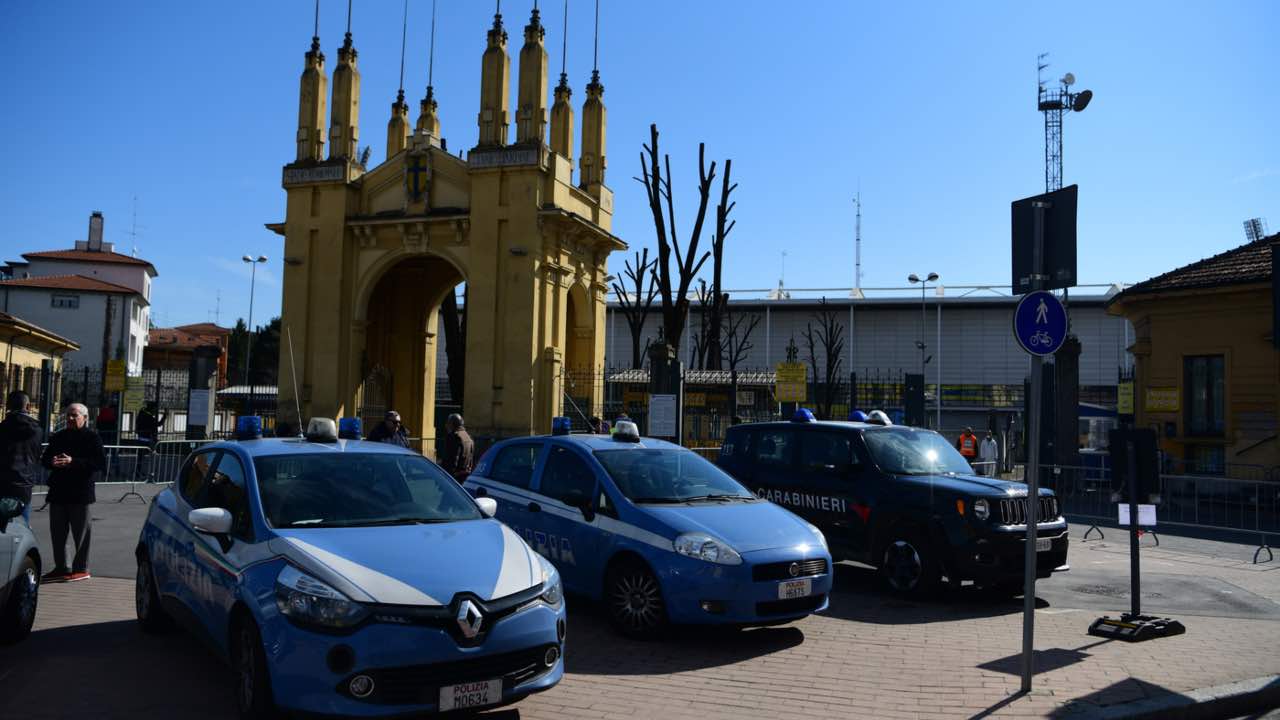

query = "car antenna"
[[286, 325, 304, 438]]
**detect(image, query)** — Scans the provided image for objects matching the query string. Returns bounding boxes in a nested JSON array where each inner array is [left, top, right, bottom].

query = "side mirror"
[[189, 507, 233, 535], [475, 497, 498, 518], [574, 497, 596, 523]]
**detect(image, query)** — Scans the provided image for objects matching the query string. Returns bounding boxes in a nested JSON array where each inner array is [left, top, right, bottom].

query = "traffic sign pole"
[[1020, 200, 1050, 693]]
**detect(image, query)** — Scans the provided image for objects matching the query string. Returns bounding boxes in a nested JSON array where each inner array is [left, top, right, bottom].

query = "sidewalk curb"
[[1086, 675, 1280, 719]]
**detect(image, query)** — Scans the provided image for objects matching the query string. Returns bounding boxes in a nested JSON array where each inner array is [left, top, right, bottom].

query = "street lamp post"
[[242, 254, 268, 414], [908, 272, 939, 427]]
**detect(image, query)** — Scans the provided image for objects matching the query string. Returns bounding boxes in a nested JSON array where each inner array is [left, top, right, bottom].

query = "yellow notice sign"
[[123, 377, 146, 413], [775, 362, 807, 403], [1145, 387, 1179, 413], [105, 360, 126, 392], [1117, 380, 1134, 415]]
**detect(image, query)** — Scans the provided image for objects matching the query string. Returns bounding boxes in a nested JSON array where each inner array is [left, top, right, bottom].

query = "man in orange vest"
[[956, 427, 979, 466]]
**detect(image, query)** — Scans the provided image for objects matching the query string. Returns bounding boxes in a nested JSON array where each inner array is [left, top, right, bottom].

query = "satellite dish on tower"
[[1062, 72, 1076, 87], [1072, 89, 1093, 112]]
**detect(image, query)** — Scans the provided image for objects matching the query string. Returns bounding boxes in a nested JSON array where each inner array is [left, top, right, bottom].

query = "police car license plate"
[[1035, 538, 1052, 552], [439, 679, 501, 712], [777, 578, 812, 600]]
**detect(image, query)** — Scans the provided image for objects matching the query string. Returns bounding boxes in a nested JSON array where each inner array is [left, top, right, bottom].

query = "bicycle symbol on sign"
[[1029, 330, 1053, 348]]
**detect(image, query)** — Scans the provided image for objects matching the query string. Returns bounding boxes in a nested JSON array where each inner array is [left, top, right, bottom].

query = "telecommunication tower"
[[1037, 53, 1092, 192]]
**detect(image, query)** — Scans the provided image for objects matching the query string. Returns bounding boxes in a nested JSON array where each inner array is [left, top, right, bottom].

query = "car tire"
[[233, 616, 277, 720], [135, 557, 172, 633], [0, 554, 39, 644], [605, 560, 668, 640], [880, 530, 941, 598]]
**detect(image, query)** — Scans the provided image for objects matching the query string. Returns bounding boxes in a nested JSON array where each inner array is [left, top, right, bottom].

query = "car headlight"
[[805, 522, 828, 550], [973, 498, 990, 521], [538, 557, 564, 607], [673, 533, 743, 565], [275, 565, 369, 629]]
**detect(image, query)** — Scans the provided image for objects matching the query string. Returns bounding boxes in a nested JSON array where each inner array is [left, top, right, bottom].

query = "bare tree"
[[689, 279, 715, 369], [801, 298, 846, 420], [723, 304, 760, 419], [637, 123, 715, 355], [609, 249, 659, 369], [440, 285, 467, 405], [706, 159, 736, 370]]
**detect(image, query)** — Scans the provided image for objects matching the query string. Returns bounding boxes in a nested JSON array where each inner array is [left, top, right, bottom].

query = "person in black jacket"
[[0, 391, 42, 524], [366, 410, 410, 449], [40, 403, 105, 583]]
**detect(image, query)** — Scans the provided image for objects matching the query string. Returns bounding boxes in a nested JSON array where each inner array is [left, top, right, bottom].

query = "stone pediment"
[[362, 146, 472, 216]]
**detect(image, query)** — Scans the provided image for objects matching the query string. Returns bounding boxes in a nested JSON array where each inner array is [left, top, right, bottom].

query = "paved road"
[[8, 485, 1279, 719]]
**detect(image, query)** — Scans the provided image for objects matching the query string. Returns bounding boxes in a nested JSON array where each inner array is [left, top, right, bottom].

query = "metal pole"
[[1020, 199, 1050, 692], [245, 262, 257, 415], [1128, 440, 1141, 617], [936, 297, 942, 429], [920, 283, 926, 379]]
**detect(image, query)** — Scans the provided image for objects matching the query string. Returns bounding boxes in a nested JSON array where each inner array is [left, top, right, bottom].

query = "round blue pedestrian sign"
[[1013, 290, 1068, 356]]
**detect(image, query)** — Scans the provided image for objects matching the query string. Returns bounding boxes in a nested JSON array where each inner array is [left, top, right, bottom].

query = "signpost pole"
[[1020, 200, 1050, 693], [1128, 440, 1141, 617]]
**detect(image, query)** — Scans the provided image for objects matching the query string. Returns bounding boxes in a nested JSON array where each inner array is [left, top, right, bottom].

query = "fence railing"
[[31, 439, 214, 506], [1009, 463, 1278, 562]]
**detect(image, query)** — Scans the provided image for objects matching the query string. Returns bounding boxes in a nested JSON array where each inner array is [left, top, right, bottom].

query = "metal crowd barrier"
[[32, 439, 211, 507], [1013, 463, 1277, 563]]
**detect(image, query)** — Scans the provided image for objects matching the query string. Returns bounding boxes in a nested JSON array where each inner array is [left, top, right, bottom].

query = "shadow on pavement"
[[0, 619, 234, 720], [820, 563, 1049, 625], [562, 602, 806, 675], [977, 639, 1112, 676]]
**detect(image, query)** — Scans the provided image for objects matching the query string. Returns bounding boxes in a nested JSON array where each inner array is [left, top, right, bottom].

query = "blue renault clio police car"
[[463, 420, 832, 638], [135, 418, 566, 718]]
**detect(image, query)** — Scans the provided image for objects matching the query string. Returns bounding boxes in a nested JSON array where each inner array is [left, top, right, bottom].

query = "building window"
[[1184, 355, 1224, 437], [51, 294, 80, 309]]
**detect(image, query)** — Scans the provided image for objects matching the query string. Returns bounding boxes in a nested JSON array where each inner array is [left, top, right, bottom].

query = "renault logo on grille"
[[456, 599, 484, 639], [788, 562, 800, 578]]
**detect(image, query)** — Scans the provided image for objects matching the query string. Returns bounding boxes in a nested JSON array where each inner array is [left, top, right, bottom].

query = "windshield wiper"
[[681, 494, 753, 503], [347, 517, 455, 526], [628, 497, 686, 504]]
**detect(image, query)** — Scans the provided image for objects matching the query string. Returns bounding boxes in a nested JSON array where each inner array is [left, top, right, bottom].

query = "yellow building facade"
[[1107, 236, 1279, 474], [0, 311, 78, 422], [270, 8, 623, 447]]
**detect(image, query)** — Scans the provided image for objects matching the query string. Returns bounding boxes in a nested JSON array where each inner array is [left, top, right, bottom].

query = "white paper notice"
[[1118, 503, 1157, 526], [649, 394, 677, 438]]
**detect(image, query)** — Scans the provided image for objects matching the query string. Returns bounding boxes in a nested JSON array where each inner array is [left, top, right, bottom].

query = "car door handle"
[[527, 502, 541, 513]]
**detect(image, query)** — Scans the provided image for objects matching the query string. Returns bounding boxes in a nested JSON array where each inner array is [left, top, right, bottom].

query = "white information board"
[[1118, 503, 1157, 527], [188, 389, 212, 425], [649, 394, 677, 438]]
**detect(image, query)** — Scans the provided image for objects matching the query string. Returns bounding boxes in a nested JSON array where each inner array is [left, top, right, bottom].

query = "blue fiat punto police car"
[[464, 420, 832, 638], [135, 419, 566, 718]]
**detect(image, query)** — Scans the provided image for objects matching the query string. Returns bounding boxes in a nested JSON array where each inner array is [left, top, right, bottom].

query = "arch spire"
[[477, 0, 512, 147], [516, 1, 550, 143], [579, 0, 606, 194], [386, 0, 411, 158], [328, 0, 362, 161], [416, 0, 442, 139], [549, 0, 574, 166], [295, 0, 328, 161]]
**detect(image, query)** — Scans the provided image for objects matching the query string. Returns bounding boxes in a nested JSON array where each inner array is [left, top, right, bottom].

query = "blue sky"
[[2, 1, 1276, 328]]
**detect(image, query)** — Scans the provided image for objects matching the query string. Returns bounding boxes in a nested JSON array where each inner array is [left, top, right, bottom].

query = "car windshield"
[[862, 428, 974, 476], [253, 452, 483, 528], [592, 448, 756, 503]]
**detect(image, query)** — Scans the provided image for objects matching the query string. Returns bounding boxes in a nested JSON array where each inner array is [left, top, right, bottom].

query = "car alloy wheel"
[[234, 618, 274, 719], [17, 566, 38, 628], [884, 540, 923, 592], [607, 564, 666, 638], [135, 563, 152, 619]]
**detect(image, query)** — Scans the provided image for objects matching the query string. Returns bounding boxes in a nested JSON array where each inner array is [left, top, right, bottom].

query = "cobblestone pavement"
[[5, 503, 1279, 719]]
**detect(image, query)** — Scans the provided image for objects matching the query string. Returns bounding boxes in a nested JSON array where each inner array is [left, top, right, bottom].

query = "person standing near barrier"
[[366, 410, 410, 449], [979, 431, 999, 477], [439, 414, 475, 482], [0, 392, 41, 524], [956, 427, 979, 467], [40, 403, 105, 583], [135, 403, 166, 481]]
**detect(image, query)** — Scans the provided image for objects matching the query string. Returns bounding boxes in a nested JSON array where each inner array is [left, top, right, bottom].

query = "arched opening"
[[562, 282, 597, 423], [358, 255, 464, 453]]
